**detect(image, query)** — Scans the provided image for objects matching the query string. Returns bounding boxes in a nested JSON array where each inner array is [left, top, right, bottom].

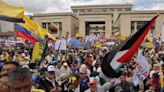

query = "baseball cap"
[[47, 65, 55, 72], [71, 74, 80, 83], [24, 50, 28, 53], [63, 62, 68, 66]]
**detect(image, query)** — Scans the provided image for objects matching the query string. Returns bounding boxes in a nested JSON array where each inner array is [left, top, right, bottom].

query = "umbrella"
[[141, 42, 155, 49], [74, 43, 90, 47], [68, 39, 80, 45]]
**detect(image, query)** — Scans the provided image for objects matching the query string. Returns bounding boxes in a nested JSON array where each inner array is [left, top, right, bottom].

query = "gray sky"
[[2, 0, 164, 14]]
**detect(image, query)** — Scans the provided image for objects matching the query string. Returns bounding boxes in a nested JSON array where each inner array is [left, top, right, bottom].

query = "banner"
[[161, 21, 164, 43], [5, 40, 16, 47], [55, 39, 67, 50], [133, 51, 150, 86], [85, 34, 98, 43]]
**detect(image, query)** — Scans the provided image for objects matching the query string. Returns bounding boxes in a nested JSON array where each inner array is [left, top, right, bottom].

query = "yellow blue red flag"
[[0, 1, 24, 22]]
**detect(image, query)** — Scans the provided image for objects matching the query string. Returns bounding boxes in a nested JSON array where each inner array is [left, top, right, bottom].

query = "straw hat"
[[58, 73, 69, 84]]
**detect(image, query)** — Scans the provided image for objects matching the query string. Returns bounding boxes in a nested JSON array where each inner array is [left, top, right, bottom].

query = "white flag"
[[133, 51, 150, 86]]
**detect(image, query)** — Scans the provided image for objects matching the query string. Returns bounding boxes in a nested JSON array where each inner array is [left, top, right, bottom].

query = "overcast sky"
[[2, 0, 164, 14]]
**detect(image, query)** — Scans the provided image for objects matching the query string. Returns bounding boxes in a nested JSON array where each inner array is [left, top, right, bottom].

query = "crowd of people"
[[0, 35, 164, 92]]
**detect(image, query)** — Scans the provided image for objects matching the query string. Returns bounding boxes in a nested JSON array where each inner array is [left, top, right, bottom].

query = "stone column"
[[79, 17, 86, 36], [105, 15, 112, 38], [134, 21, 137, 33]]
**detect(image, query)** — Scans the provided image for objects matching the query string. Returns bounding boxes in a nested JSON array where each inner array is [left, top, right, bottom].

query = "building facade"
[[33, 4, 164, 38], [1, 4, 164, 40], [0, 20, 15, 41]]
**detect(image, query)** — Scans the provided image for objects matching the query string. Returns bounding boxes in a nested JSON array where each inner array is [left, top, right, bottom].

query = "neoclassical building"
[[0, 4, 164, 40], [32, 4, 164, 38]]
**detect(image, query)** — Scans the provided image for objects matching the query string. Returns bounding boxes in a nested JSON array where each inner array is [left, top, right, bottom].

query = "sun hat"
[[58, 73, 69, 84]]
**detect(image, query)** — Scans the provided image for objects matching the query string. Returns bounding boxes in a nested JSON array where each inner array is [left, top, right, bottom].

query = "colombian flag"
[[18, 16, 47, 39], [0, 1, 24, 22], [15, 24, 43, 43]]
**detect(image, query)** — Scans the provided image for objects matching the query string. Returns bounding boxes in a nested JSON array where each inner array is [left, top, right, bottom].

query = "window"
[[131, 21, 135, 34], [42, 23, 46, 29], [117, 8, 122, 11], [110, 8, 115, 11]]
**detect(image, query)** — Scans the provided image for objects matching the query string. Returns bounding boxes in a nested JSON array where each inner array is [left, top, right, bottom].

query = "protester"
[[146, 73, 160, 92], [0, 33, 163, 92], [0, 62, 19, 77], [8, 67, 32, 92], [0, 75, 9, 92], [115, 73, 132, 92], [39, 65, 59, 92]]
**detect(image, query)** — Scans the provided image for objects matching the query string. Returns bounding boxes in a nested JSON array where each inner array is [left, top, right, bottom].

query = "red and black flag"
[[101, 15, 158, 78]]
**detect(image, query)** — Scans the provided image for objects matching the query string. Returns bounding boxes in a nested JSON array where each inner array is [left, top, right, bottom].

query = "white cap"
[[24, 50, 28, 52], [63, 62, 68, 66], [47, 65, 55, 72]]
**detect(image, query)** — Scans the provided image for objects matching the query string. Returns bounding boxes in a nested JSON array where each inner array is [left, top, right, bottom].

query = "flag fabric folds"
[[18, 17, 47, 62], [0, 1, 24, 22], [16, 30, 38, 43], [18, 16, 56, 41], [18, 16, 47, 39], [32, 41, 46, 62], [15, 24, 43, 43], [101, 15, 158, 78]]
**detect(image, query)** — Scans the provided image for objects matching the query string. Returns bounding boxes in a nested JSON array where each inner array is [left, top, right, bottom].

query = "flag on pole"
[[161, 21, 164, 43], [100, 15, 158, 78], [18, 17, 48, 62], [18, 16, 47, 39], [18, 16, 56, 41], [0, 1, 24, 22]]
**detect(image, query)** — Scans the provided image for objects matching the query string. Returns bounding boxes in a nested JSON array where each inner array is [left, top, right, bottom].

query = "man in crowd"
[[115, 73, 132, 92], [0, 75, 9, 92], [79, 64, 89, 92], [60, 62, 72, 76], [39, 65, 59, 92], [8, 67, 32, 92], [68, 74, 80, 92], [146, 73, 160, 92], [0, 62, 19, 77]]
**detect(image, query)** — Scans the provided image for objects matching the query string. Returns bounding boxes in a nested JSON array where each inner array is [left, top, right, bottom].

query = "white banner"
[[85, 34, 98, 43], [161, 21, 164, 43], [5, 40, 16, 47], [55, 39, 67, 50], [133, 51, 150, 86]]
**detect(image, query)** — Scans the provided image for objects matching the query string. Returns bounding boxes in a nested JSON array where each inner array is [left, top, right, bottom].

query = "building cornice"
[[120, 10, 164, 14], [33, 12, 78, 19]]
